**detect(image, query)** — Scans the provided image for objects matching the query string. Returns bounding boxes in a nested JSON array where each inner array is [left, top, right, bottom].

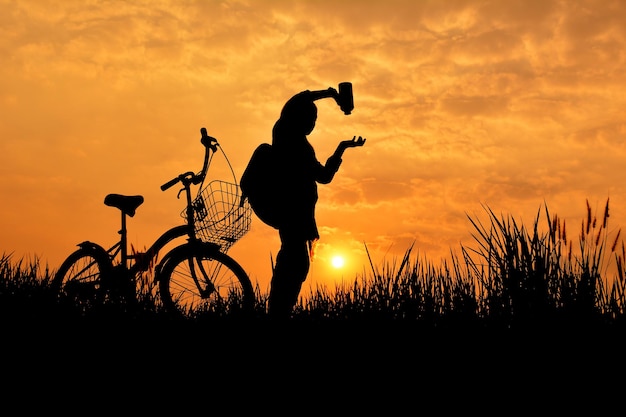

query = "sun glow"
[[331, 255, 345, 269]]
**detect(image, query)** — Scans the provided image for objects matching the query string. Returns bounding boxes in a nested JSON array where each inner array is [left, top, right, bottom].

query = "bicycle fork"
[[186, 256, 217, 299]]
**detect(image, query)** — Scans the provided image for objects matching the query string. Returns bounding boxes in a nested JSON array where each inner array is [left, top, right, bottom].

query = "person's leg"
[[268, 237, 310, 319]]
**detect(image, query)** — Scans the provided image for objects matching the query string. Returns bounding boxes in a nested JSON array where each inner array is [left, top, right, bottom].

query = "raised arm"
[[308, 87, 339, 102]]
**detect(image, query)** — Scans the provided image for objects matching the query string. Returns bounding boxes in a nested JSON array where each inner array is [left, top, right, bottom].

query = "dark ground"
[[2, 315, 623, 414]]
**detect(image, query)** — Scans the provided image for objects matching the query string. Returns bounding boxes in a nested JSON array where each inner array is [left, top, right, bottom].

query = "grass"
[[2, 199, 626, 331], [298, 199, 625, 329], [3, 200, 624, 400]]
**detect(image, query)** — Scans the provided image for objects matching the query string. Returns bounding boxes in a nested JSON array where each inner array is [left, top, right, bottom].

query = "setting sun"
[[331, 255, 345, 269]]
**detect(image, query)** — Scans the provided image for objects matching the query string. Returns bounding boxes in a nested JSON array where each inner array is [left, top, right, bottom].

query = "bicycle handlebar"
[[160, 127, 218, 192], [160, 173, 191, 191]]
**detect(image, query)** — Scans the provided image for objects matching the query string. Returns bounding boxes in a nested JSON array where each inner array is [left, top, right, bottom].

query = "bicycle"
[[52, 127, 255, 317]]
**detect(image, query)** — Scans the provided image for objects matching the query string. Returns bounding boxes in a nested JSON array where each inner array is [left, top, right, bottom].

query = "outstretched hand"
[[334, 136, 366, 159], [340, 136, 366, 149]]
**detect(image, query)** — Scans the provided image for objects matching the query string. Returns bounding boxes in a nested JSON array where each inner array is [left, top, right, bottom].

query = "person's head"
[[280, 91, 317, 135]]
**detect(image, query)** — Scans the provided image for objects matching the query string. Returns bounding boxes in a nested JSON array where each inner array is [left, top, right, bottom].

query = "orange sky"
[[2, 0, 626, 294]]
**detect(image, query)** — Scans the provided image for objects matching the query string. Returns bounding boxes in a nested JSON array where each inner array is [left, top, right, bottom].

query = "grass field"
[[3, 199, 625, 334], [3, 199, 624, 412]]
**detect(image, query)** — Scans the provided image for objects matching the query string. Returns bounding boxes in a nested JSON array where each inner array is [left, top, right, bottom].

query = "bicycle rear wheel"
[[158, 245, 254, 318], [52, 245, 112, 311]]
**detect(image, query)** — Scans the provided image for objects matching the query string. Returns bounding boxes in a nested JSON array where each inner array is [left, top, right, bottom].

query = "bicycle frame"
[[100, 222, 190, 277]]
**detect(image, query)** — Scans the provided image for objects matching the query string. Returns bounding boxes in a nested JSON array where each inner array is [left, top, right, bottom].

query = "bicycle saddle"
[[104, 194, 144, 217]]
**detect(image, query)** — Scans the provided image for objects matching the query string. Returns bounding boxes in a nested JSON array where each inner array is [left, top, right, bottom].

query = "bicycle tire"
[[52, 245, 113, 311], [158, 244, 254, 318]]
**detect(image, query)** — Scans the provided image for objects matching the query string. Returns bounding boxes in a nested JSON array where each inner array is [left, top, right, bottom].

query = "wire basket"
[[183, 180, 252, 252]]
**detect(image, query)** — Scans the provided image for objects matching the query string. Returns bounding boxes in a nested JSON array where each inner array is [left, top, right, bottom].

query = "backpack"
[[240, 143, 284, 229]]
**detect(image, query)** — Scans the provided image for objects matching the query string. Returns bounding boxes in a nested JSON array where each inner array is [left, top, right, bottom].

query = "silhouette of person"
[[268, 87, 366, 319]]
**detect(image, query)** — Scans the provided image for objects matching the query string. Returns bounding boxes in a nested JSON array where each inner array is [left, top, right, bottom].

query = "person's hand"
[[340, 136, 366, 149], [333, 136, 366, 159]]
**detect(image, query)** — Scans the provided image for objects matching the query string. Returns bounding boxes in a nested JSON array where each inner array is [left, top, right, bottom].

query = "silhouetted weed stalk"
[[460, 198, 622, 324], [0, 253, 57, 320], [300, 198, 625, 326], [2, 199, 625, 326]]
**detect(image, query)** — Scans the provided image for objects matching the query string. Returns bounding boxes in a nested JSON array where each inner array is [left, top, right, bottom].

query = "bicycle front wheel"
[[52, 245, 112, 311], [158, 245, 254, 318]]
